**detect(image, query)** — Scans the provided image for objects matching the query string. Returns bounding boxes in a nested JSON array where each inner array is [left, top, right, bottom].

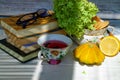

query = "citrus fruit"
[[99, 36, 120, 56]]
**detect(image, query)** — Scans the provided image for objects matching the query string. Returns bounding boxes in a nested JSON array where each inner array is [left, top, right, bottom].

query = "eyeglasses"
[[16, 8, 52, 28]]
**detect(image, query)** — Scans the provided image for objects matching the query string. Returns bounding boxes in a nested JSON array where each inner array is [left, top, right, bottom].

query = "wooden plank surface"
[[0, 0, 120, 19], [90, 0, 120, 19], [0, 49, 38, 80], [0, 0, 53, 16]]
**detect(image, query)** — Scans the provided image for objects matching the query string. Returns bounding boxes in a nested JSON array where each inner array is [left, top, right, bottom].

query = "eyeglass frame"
[[16, 8, 52, 28]]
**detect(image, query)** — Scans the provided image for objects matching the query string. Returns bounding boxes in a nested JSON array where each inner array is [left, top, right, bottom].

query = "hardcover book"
[[0, 39, 39, 63], [0, 15, 58, 38]]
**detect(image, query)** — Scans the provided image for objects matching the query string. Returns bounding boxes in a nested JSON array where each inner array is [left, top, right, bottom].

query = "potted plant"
[[53, 0, 99, 39]]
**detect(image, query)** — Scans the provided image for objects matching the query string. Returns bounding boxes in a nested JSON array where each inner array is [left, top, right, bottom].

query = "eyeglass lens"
[[16, 8, 51, 28]]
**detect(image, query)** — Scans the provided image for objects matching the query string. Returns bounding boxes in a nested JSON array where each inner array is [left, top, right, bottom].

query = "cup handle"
[[107, 26, 114, 33], [103, 26, 114, 36], [38, 51, 46, 60]]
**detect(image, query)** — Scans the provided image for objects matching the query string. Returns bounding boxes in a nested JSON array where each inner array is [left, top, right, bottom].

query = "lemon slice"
[[99, 36, 120, 56]]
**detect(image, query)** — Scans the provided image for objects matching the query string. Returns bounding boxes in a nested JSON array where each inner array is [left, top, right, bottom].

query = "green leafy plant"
[[53, 0, 99, 38]]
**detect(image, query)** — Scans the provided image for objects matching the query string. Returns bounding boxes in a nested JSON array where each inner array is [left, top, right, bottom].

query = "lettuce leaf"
[[53, 0, 99, 38]]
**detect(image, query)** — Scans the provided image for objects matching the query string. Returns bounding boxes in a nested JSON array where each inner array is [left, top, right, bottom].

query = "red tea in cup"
[[43, 40, 67, 48]]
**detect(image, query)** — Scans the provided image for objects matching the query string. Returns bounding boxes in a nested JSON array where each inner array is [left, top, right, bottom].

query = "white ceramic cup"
[[37, 34, 73, 65], [81, 26, 114, 43]]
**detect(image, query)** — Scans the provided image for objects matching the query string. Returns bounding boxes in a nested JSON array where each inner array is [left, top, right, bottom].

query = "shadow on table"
[[32, 45, 76, 80]]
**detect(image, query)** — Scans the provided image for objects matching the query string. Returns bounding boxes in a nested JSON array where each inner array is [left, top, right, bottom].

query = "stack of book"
[[0, 14, 66, 63]]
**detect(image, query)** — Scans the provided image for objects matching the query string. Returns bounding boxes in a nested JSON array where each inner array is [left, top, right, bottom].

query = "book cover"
[[0, 39, 40, 63], [0, 15, 58, 38]]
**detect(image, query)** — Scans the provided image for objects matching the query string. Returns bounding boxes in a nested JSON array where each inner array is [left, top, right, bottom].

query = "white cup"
[[37, 34, 73, 65]]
